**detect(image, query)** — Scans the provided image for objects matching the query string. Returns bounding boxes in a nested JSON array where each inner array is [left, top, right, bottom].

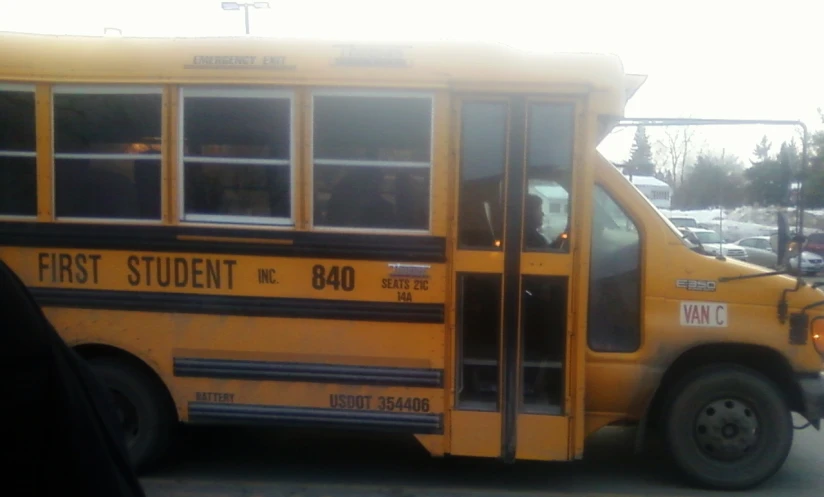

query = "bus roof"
[[0, 32, 643, 116]]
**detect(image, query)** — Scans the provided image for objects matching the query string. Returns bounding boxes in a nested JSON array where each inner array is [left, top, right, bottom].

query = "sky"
[[1, 0, 821, 167]]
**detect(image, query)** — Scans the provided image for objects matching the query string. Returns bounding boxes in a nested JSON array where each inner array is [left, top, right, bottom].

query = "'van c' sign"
[[680, 301, 728, 328]]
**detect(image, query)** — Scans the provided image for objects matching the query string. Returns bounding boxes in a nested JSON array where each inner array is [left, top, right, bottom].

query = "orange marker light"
[[812, 319, 824, 357]]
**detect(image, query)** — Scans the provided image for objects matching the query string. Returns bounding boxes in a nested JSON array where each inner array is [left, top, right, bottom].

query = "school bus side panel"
[[0, 245, 449, 433], [43, 307, 444, 416]]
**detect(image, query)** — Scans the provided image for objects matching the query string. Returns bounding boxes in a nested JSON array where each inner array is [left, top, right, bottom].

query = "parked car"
[[805, 232, 824, 258], [733, 236, 777, 268], [668, 216, 698, 229], [683, 228, 748, 261], [735, 235, 823, 275]]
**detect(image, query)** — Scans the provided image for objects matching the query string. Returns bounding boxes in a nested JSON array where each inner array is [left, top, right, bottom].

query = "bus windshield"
[[610, 161, 699, 250]]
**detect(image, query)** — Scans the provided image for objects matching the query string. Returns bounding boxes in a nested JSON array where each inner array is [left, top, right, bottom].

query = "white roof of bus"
[[0, 32, 645, 128]]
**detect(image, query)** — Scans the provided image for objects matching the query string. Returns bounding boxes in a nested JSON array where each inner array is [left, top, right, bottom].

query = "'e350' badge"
[[676, 279, 717, 292]]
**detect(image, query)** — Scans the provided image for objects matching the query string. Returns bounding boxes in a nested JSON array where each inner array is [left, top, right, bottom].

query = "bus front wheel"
[[90, 357, 176, 472], [663, 364, 793, 490]]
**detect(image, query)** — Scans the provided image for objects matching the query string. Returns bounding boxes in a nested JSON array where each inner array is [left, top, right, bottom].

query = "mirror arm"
[[778, 277, 806, 323], [719, 270, 788, 283]]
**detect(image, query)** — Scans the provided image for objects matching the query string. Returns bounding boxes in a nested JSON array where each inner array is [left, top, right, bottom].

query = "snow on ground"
[[659, 206, 823, 242]]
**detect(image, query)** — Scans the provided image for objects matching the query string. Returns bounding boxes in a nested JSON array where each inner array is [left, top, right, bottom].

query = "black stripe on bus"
[[501, 97, 526, 463], [30, 288, 445, 323], [174, 358, 444, 388], [0, 222, 446, 263], [187, 402, 443, 434]]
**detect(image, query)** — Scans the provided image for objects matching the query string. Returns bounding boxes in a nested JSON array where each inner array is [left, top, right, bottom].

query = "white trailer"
[[624, 174, 672, 209]]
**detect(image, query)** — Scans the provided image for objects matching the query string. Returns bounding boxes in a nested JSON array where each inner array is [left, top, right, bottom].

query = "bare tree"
[[654, 126, 696, 188]]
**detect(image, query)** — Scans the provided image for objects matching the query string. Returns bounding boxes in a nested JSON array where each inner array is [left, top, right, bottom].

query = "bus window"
[[524, 102, 574, 252], [520, 275, 567, 412], [587, 185, 641, 352], [53, 87, 162, 221], [456, 272, 502, 410], [312, 93, 432, 231], [0, 85, 36, 217], [457, 102, 507, 249], [181, 88, 293, 225]]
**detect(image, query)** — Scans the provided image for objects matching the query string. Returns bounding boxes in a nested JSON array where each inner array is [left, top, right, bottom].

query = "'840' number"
[[312, 264, 355, 291]]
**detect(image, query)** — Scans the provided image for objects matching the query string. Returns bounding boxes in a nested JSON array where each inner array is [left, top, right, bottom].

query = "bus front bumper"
[[798, 373, 824, 428]]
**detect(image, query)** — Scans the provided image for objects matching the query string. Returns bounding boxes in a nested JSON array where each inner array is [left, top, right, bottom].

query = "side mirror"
[[792, 233, 808, 254], [771, 212, 790, 267]]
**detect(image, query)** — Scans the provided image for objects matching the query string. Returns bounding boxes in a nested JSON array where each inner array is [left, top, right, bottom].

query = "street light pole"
[[221, 2, 270, 35]]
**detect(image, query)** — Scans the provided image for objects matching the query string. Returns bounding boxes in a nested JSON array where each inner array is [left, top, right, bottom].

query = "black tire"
[[89, 357, 176, 472], [662, 364, 793, 490]]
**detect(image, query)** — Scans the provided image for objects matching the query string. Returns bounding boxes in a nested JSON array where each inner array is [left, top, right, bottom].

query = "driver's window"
[[524, 102, 574, 253], [588, 185, 642, 353]]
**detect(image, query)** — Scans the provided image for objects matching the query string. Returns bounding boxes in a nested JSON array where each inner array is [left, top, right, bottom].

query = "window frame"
[[178, 86, 296, 228], [309, 89, 435, 234], [51, 84, 165, 224], [0, 82, 37, 220]]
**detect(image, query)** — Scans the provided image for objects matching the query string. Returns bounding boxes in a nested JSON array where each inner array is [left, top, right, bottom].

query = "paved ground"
[[141, 413, 823, 497]]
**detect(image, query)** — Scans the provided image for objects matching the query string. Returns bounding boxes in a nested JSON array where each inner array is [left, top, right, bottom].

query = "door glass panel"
[[524, 103, 575, 252], [520, 275, 567, 414], [587, 185, 642, 352], [456, 273, 502, 411], [458, 102, 508, 250]]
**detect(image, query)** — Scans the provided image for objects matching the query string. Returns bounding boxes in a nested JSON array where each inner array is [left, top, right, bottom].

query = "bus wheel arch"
[[641, 343, 803, 434], [73, 343, 179, 472]]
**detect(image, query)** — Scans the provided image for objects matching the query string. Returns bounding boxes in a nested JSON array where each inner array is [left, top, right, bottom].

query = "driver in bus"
[[524, 194, 551, 248]]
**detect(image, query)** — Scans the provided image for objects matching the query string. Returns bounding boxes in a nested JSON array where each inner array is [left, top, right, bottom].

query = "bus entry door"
[[450, 95, 578, 461]]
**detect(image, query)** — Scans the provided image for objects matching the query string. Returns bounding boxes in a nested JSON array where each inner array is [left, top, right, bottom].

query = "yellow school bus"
[[0, 31, 823, 491]]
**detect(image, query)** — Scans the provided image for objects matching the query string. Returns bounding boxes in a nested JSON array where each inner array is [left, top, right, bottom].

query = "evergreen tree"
[[744, 139, 798, 206], [753, 135, 771, 162], [678, 152, 745, 209], [624, 126, 655, 175], [797, 110, 824, 207]]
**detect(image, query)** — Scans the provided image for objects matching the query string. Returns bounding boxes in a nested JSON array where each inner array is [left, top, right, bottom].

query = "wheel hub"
[[721, 423, 739, 438], [111, 390, 140, 446], [694, 398, 759, 461]]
